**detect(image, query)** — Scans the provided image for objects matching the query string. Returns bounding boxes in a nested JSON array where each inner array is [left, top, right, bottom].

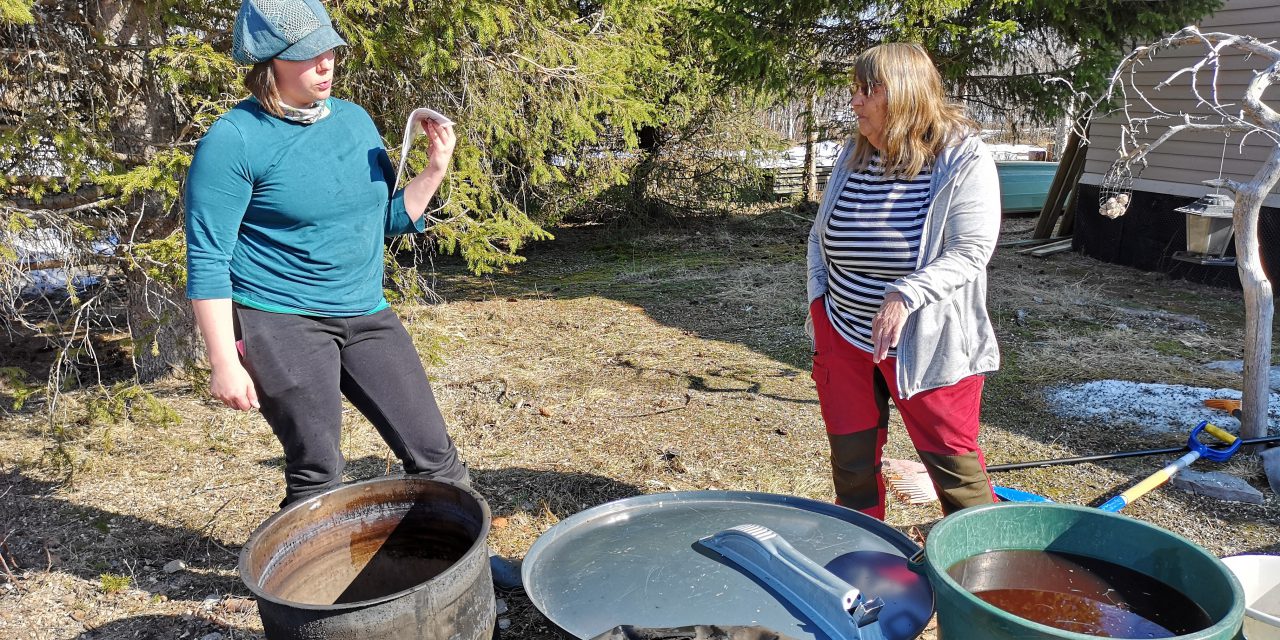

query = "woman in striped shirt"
[[806, 43, 1002, 519]]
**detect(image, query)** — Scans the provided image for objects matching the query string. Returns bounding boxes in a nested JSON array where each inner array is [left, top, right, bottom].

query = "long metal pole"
[[988, 435, 1280, 472]]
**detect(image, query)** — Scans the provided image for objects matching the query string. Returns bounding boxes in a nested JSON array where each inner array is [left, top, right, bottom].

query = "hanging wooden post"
[[1033, 128, 1083, 239]]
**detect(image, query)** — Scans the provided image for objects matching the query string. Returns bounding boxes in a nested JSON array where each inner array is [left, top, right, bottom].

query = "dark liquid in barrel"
[[947, 550, 1212, 638], [260, 508, 472, 605], [331, 525, 466, 604]]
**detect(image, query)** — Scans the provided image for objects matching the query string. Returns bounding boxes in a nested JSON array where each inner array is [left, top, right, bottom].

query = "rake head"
[[1203, 398, 1242, 413], [883, 458, 937, 505]]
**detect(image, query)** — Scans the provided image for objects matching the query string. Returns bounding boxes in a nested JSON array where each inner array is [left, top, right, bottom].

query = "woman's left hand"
[[871, 292, 909, 363], [421, 119, 457, 173]]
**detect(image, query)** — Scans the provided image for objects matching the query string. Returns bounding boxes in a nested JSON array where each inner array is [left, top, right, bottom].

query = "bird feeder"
[[1173, 192, 1236, 264]]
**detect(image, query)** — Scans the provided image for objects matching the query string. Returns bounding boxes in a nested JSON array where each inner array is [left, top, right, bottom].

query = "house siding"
[[1080, 1, 1280, 208]]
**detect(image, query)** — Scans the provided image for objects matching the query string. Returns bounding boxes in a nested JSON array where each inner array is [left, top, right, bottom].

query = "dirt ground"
[[1, 211, 1276, 639]]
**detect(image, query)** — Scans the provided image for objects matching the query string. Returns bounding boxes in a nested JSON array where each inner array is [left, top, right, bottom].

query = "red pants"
[[810, 298, 994, 519]]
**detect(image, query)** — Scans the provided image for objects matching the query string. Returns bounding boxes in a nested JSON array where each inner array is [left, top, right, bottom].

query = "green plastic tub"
[[912, 502, 1244, 640]]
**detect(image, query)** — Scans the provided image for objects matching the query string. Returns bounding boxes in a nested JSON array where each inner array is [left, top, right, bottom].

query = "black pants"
[[235, 305, 468, 505]]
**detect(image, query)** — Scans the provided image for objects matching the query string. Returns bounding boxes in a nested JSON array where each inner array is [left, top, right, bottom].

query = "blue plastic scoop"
[[700, 524, 886, 640]]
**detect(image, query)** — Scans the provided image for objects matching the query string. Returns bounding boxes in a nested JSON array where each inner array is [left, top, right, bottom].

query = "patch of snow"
[[1045, 380, 1280, 434], [13, 227, 115, 262], [12, 227, 116, 296], [22, 269, 100, 295], [756, 141, 844, 169]]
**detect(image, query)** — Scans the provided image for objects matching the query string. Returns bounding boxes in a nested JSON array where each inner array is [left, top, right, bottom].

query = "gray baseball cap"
[[231, 0, 348, 65]]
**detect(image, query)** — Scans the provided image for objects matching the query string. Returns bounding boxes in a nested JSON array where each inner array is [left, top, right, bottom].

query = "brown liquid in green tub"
[[947, 550, 1212, 638]]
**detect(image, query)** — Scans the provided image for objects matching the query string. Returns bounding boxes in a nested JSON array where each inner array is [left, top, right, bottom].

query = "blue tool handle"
[[994, 485, 1054, 503], [1100, 450, 1202, 512], [1098, 495, 1127, 512], [1188, 420, 1242, 462]]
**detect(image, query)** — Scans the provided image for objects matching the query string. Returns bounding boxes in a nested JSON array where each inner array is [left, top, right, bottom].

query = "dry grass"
[[1, 210, 1276, 639]]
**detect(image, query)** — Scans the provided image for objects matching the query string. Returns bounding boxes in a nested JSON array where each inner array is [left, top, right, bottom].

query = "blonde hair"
[[245, 61, 285, 118], [847, 43, 977, 179]]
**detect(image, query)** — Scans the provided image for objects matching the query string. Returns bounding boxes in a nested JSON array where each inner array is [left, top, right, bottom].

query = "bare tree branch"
[[1087, 26, 1280, 443]]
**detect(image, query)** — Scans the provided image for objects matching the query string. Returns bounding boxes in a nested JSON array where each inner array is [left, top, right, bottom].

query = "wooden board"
[[1025, 238, 1076, 257]]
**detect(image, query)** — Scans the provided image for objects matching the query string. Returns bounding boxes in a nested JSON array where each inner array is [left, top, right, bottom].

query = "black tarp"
[[1073, 184, 1280, 288]]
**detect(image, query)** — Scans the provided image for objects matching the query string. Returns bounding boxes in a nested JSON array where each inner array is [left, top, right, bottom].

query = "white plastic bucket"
[[1222, 555, 1280, 640]]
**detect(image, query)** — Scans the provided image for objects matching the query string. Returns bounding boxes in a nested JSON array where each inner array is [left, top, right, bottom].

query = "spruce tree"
[[693, 0, 1223, 175], [0, 0, 686, 386]]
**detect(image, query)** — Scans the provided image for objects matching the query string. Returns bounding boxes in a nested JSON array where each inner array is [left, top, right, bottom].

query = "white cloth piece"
[[394, 108, 454, 190]]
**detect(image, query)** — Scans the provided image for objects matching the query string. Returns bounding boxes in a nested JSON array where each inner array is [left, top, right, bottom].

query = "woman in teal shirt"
[[185, 0, 468, 505]]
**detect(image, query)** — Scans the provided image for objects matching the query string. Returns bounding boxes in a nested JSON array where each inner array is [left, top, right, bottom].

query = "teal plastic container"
[[913, 502, 1244, 640], [995, 160, 1059, 214]]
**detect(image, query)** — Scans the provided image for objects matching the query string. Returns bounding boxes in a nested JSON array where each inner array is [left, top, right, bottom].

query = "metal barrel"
[[239, 476, 496, 640]]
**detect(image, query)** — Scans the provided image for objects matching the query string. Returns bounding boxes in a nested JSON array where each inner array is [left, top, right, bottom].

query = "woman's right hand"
[[209, 360, 259, 411], [191, 299, 259, 411]]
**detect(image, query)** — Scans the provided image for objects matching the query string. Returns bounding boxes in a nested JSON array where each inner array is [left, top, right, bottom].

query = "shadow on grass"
[[470, 466, 643, 520], [1242, 540, 1280, 555], [73, 613, 255, 640], [256, 457, 643, 521], [0, 467, 249, 600], [2, 463, 640, 586], [609, 357, 818, 407], [3, 464, 640, 639], [428, 209, 816, 372], [265, 455, 643, 519], [255, 454, 398, 478], [1, 313, 139, 414]]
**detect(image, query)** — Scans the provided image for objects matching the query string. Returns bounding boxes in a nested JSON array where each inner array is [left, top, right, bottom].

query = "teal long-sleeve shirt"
[[184, 97, 424, 316]]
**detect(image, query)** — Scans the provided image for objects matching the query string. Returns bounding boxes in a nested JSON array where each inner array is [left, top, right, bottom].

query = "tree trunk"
[[1054, 110, 1073, 162], [1235, 153, 1280, 442], [801, 91, 819, 203], [95, 2, 178, 157], [126, 264, 202, 382], [96, 1, 201, 381]]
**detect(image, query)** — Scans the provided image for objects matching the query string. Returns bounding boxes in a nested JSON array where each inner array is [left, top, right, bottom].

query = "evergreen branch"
[[0, 0, 33, 25], [8, 198, 115, 216]]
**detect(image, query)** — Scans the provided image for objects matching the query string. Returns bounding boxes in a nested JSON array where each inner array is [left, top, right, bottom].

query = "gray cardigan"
[[806, 135, 1001, 399]]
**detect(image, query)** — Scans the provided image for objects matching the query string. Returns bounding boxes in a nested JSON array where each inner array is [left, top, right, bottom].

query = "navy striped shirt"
[[823, 155, 932, 354]]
